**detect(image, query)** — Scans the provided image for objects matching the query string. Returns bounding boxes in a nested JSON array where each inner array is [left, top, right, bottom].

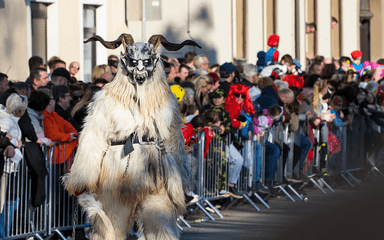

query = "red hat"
[[351, 50, 363, 59], [267, 34, 279, 48], [207, 72, 219, 84]]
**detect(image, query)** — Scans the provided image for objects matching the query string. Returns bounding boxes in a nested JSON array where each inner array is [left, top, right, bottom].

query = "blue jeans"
[[254, 142, 262, 182], [298, 134, 313, 170], [265, 141, 280, 181], [0, 199, 19, 238]]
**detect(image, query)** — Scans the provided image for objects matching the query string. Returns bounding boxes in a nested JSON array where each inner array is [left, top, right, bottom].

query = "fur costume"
[[63, 34, 200, 240]]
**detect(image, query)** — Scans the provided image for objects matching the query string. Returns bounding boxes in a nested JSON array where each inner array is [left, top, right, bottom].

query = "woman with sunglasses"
[[68, 61, 80, 82]]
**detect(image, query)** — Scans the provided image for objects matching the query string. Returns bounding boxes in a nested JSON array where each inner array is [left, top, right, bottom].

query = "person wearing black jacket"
[[52, 85, 82, 132]]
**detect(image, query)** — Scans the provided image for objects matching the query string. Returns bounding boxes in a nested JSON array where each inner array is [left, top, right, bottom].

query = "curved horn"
[[84, 34, 135, 49], [147, 35, 202, 52]]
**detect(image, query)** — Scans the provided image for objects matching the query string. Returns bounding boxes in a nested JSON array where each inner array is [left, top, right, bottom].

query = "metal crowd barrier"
[[190, 112, 383, 219], [0, 143, 90, 240]]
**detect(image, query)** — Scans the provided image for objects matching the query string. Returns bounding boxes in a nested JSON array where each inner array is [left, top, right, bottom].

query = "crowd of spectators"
[[1, 34, 384, 237]]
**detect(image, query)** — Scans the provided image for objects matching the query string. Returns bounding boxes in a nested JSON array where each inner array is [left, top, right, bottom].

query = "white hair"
[[6, 93, 28, 116]]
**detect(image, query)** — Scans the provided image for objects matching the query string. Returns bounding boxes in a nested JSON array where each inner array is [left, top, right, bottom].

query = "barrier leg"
[[253, 193, 270, 209], [373, 167, 384, 178], [178, 215, 191, 228], [340, 173, 355, 187], [319, 178, 334, 192], [196, 201, 215, 221], [176, 222, 184, 231], [204, 199, 224, 218], [309, 178, 327, 194], [287, 185, 303, 201], [345, 171, 361, 185], [278, 186, 295, 202], [53, 229, 67, 240], [242, 194, 260, 211]]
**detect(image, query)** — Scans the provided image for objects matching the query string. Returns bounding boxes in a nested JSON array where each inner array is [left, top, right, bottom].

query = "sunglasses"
[[71, 65, 80, 70], [234, 93, 245, 99]]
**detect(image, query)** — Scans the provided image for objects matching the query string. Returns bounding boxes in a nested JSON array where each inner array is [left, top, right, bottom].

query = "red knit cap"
[[351, 50, 363, 59], [267, 34, 279, 47], [207, 72, 219, 84]]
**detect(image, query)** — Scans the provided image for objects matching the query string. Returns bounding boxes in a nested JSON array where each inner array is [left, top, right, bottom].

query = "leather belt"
[[111, 133, 156, 156]]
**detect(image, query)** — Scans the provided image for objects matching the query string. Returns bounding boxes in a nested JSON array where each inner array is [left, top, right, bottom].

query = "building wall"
[[370, 0, 384, 62], [0, 0, 30, 81], [0, 0, 383, 82]]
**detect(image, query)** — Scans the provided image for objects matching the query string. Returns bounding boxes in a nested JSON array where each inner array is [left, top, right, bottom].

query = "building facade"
[[0, 0, 383, 82]]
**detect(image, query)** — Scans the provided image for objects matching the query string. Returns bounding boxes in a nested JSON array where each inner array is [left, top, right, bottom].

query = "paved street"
[[180, 174, 384, 240]]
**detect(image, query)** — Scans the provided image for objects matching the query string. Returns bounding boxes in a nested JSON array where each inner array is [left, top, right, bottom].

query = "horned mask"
[[84, 34, 201, 85]]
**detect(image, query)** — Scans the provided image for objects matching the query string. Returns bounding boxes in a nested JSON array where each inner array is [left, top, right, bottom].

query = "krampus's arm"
[[165, 112, 189, 189], [64, 94, 111, 195]]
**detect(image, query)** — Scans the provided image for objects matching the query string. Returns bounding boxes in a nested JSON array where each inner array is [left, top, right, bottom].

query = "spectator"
[[266, 34, 280, 65], [177, 64, 191, 83], [183, 51, 197, 72], [51, 59, 66, 72], [94, 78, 109, 88], [69, 83, 85, 107], [52, 85, 82, 132], [306, 22, 317, 33], [29, 67, 50, 91], [0, 130, 16, 237], [0, 93, 27, 172], [28, 56, 45, 71], [0, 73, 10, 95], [91, 64, 114, 83], [336, 56, 351, 74], [193, 54, 209, 72], [207, 72, 220, 92], [191, 75, 213, 111], [308, 62, 322, 75], [27, 91, 54, 148], [181, 114, 207, 197], [47, 56, 60, 75], [0, 82, 30, 106], [108, 55, 119, 76], [321, 64, 336, 80], [202, 88, 232, 135], [52, 67, 75, 86], [331, 16, 338, 28], [71, 85, 101, 127], [68, 61, 80, 82], [42, 88, 78, 164], [219, 62, 237, 95]]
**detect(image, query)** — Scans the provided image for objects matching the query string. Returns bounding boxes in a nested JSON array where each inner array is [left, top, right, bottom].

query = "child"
[[252, 111, 274, 193], [182, 114, 207, 198], [202, 88, 232, 136], [265, 34, 280, 66]]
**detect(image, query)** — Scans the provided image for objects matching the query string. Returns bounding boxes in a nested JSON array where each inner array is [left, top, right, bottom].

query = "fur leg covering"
[[77, 193, 116, 240], [137, 189, 180, 240]]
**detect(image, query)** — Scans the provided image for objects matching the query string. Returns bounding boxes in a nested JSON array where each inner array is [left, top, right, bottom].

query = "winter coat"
[[27, 108, 50, 146], [43, 110, 78, 164]]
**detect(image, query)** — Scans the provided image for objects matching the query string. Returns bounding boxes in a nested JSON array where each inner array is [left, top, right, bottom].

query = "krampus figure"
[[63, 34, 201, 240]]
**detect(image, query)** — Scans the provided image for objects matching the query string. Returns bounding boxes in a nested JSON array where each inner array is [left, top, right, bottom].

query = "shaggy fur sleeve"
[[64, 95, 110, 195], [165, 113, 189, 190]]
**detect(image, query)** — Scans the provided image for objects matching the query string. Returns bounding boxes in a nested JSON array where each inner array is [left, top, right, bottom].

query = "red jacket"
[[43, 110, 78, 164]]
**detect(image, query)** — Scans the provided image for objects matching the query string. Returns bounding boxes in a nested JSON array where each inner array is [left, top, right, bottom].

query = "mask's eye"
[[131, 60, 138, 67], [143, 59, 150, 67]]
